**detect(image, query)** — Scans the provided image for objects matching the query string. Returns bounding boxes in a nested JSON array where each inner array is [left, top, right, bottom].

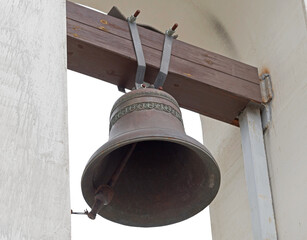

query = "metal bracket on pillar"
[[239, 103, 278, 240], [260, 74, 273, 132], [261, 102, 272, 132], [260, 74, 273, 103]]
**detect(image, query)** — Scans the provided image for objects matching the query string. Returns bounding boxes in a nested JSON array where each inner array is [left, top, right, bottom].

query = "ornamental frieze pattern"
[[109, 102, 183, 130], [110, 91, 180, 116]]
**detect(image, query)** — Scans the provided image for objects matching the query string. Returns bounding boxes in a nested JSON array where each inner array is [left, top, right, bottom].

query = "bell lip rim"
[[82, 132, 220, 183], [81, 131, 221, 227]]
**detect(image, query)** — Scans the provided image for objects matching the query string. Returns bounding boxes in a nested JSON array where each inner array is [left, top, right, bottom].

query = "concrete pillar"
[[0, 1, 70, 239]]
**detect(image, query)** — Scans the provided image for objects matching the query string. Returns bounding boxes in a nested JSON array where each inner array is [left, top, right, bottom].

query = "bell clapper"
[[108, 143, 137, 187], [88, 185, 114, 219], [88, 143, 137, 220]]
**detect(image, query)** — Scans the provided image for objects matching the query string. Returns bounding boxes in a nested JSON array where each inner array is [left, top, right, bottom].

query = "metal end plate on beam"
[[260, 74, 273, 132]]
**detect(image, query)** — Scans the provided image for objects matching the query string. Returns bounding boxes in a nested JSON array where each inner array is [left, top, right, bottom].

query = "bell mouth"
[[81, 129, 220, 227]]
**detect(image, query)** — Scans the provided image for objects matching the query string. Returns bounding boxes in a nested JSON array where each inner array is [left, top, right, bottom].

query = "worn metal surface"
[[88, 143, 137, 220], [259, 74, 273, 131], [260, 74, 273, 104], [81, 87, 220, 227], [239, 104, 277, 240], [261, 102, 272, 132], [127, 12, 146, 88], [154, 25, 177, 89]]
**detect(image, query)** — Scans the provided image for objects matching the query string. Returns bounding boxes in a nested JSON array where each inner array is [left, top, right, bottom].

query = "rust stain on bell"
[[81, 88, 220, 227]]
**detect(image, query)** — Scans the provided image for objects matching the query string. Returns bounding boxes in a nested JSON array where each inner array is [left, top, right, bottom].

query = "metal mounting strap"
[[260, 73, 273, 132], [127, 11, 146, 89], [154, 25, 178, 89], [260, 73, 273, 103]]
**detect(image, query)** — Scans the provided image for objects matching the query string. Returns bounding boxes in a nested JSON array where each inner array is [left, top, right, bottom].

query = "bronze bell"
[[81, 88, 220, 227]]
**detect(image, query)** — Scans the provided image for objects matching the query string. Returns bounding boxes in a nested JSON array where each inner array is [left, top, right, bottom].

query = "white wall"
[[201, 0, 307, 239], [0, 1, 70, 239], [201, 119, 253, 240]]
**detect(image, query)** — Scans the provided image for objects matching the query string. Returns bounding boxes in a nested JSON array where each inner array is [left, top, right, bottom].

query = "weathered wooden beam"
[[66, 1, 262, 125]]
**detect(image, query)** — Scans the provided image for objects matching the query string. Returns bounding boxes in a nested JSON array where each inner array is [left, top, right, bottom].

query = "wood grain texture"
[[67, 1, 262, 125], [0, 1, 70, 239]]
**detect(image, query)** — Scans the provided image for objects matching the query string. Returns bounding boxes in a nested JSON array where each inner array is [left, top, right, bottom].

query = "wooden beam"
[[66, 1, 262, 125]]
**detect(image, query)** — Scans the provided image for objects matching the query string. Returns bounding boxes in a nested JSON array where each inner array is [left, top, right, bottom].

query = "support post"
[[239, 104, 277, 240], [0, 0, 70, 238]]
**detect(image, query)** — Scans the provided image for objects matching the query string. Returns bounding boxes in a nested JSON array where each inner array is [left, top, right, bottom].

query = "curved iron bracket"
[[127, 11, 178, 90], [154, 24, 178, 89], [127, 11, 146, 89]]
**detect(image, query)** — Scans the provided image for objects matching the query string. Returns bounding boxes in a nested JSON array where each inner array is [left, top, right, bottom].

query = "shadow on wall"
[[205, 12, 239, 59]]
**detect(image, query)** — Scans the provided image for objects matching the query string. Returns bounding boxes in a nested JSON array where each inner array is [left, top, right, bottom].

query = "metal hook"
[[71, 209, 89, 215]]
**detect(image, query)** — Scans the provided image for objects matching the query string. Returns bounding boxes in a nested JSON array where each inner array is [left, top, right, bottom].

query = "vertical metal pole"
[[239, 103, 278, 240]]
